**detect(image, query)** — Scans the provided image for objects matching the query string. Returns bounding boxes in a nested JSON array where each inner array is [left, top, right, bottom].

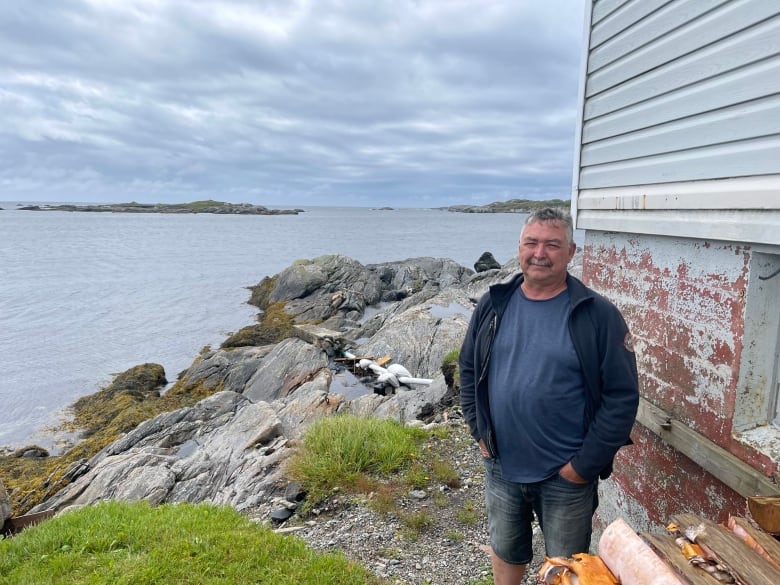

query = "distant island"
[[18, 200, 303, 215], [439, 198, 570, 213]]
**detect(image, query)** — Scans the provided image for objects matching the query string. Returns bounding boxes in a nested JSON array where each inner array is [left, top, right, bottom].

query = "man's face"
[[518, 220, 576, 288]]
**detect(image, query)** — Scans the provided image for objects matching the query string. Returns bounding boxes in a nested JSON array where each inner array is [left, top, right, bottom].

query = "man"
[[459, 207, 639, 584]]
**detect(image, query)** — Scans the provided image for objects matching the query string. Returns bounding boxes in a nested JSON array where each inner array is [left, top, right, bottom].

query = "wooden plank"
[[636, 397, 780, 497], [641, 532, 714, 585], [1, 510, 56, 537], [673, 513, 780, 585], [729, 516, 780, 566], [748, 496, 780, 534]]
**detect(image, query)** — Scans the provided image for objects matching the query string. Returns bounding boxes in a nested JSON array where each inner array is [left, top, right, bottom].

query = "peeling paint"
[[582, 231, 777, 529]]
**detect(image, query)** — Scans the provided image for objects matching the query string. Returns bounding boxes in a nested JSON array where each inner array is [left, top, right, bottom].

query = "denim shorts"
[[484, 458, 598, 565]]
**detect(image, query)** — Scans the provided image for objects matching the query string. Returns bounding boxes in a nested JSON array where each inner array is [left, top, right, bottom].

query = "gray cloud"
[[0, 0, 585, 206]]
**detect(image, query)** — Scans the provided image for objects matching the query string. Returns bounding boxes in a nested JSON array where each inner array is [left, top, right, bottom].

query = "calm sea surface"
[[0, 204, 581, 450]]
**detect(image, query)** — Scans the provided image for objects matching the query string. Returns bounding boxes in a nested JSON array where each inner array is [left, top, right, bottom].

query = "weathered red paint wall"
[[582, 232, 775, 528]]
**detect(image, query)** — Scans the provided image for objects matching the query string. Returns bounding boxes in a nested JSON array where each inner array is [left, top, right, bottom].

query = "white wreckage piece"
[[342, 351, 433, 388]]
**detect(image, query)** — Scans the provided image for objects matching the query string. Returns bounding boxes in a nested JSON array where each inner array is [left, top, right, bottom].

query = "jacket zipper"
[[478, 314, 498, 458]]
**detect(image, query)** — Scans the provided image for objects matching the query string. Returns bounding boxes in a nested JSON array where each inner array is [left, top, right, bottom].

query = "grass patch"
[[441, 348, 460, 388], [286, 415, 426, 507], [400, 509, 434, 536], [0, 500, 384, 584], [445, 530, 465, 542], [455, 500, 481, 526], [430, 458, 461, 489]]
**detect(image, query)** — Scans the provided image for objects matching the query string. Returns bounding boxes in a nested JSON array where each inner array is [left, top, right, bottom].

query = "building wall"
[[573, 0, 780, 244], [572, 0, 780, 531], [582, 230, 779, 532]]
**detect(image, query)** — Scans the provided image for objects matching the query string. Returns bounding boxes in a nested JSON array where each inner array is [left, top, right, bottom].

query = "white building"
[[572, 0, 780, 530]]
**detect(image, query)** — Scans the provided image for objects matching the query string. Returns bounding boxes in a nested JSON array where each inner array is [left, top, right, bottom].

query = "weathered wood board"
[[748, 495, 780, 534], [728, 516, 780, 571], [674, 513, 780, 585], [641, 532, 713, 585]]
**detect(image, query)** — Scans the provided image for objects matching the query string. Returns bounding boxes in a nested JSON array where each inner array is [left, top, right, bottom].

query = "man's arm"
[[570, 304, 639, 481], [459, 302, 482, 442]]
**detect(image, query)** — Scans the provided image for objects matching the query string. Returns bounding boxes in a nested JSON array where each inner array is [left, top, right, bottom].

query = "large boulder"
[[474, 251, 501, 272], [179, 346, 273, 394], [269, 255, 384, 322], [243, 338, 329, 403], [357, 289, 473, 380]]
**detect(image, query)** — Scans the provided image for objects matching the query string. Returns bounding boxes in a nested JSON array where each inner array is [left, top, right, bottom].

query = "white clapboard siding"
[[581, 96, 780, 167], [585, 14, 780, 120], [587, 0, 778, 97], [588, 0, 730, 72], [574, 0, 780, 241], [583, 58, 780, 143], [580, 135, 780, 189], [591, 0, 672, 48], [575, 0, 780, 202]]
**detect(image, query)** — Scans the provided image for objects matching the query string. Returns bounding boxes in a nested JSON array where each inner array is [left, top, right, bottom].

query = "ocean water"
[[0, 204, 580, 450]]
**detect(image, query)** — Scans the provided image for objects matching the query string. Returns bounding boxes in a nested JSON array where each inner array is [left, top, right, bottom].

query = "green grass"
[[441, 348, 460, 387], [0, 500, 384, 585], [455, 500, 481, 526], [286, 415, 426, 507]]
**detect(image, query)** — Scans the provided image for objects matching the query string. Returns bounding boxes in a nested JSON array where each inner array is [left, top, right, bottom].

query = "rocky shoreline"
[[438, 198, 570, 214], [4, 250, 581, 583]]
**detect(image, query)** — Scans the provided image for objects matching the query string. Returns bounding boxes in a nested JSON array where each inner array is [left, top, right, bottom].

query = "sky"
[[1, 0, 587, 208]]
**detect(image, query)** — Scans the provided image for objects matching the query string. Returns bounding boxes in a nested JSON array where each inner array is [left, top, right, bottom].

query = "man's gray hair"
[[523, 207, 574, 245]]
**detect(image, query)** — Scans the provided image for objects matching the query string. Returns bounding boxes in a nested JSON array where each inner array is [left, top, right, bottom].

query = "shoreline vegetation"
[[438, 197, 570, 213]]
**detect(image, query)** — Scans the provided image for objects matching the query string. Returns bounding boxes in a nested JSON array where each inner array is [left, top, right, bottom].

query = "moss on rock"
[[0, 362, 225, 516], [247, 276, 278, 310], [221, 301, 294, 348]]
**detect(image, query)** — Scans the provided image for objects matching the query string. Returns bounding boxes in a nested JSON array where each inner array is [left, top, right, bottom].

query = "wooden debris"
[[1, 510, 56, 537], [748, 496, 780, 534], [673, 513, 780, 585], [641, 532, 716, 585], [727, 516, 780, 571]]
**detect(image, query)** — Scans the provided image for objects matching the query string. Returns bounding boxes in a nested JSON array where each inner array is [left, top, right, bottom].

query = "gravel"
[[249, 413, 546, 584]]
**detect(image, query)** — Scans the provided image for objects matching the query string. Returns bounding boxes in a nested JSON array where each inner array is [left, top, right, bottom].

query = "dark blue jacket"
[[459, 272, 639, 481]]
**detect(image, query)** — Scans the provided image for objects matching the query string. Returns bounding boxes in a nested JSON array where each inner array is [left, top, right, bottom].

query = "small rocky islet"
[[17, 199, 302, 215]]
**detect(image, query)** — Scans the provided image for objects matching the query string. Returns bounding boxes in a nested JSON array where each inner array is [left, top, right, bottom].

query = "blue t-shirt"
[[487, 286, 587, 482]]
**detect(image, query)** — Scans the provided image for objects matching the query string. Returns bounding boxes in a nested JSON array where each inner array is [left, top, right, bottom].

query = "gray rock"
[[181, 345, 272, 394], [30, 251, 585, 523], [474, 251, 501, 272], [243, 338, 328, 403], [269, 255, 384, 322], [0, 477, 12, 522]]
